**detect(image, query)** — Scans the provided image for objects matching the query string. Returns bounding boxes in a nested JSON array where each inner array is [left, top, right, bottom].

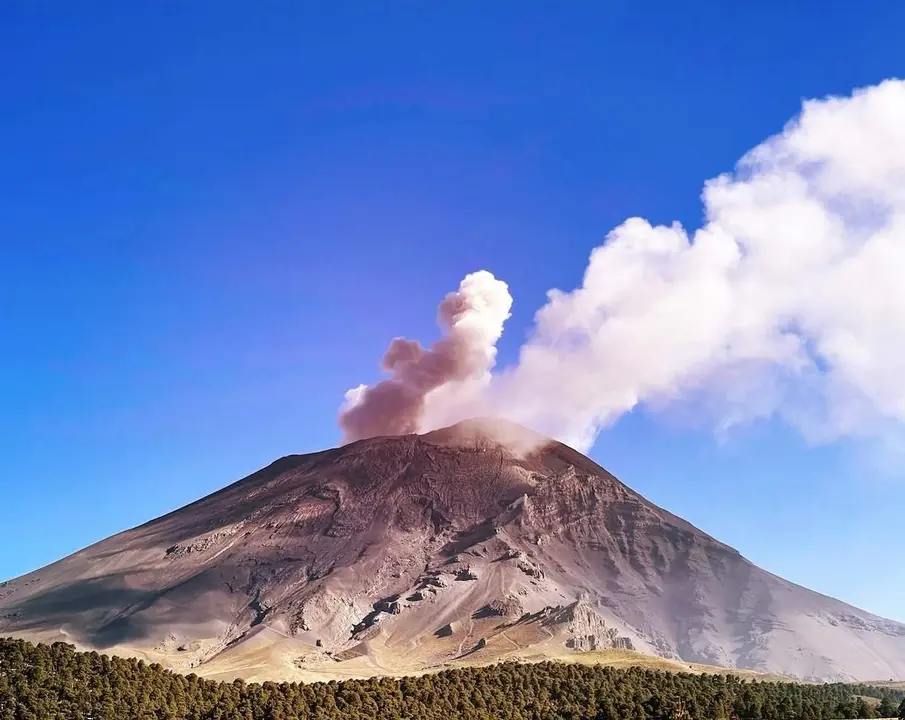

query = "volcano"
[[1, 418, 903, 682]]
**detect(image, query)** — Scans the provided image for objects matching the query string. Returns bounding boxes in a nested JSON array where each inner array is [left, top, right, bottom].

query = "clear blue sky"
[[2, 2, 903, 621]]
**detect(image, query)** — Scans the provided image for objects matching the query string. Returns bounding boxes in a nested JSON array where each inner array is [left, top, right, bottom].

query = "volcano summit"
[[1, 418, 903, 682]]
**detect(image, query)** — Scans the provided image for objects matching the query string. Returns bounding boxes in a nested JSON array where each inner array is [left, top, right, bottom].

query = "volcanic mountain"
[[1, 418, 903, 682]]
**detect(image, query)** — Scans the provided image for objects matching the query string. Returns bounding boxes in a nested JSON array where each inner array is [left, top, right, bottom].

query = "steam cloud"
[[340, 80, 905, 452]]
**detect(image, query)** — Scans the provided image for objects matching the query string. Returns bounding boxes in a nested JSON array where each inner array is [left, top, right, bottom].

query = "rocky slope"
[[1, 418, 903, 682]]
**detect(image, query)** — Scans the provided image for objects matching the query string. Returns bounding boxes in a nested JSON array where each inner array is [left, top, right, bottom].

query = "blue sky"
[[2, 2, 903, 622]]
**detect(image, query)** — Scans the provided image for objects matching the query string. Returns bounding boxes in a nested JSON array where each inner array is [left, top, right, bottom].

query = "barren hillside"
[[2, 418, 903, 682]]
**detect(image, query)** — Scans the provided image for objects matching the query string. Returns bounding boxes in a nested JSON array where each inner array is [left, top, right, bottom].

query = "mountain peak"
[[418, 416, 552, 453]]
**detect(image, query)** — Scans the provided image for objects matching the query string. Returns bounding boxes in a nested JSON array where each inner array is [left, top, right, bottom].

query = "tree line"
[[2, 637, 904, 719]]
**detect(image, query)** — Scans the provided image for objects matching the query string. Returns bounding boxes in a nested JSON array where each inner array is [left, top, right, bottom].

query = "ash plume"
[[341, 79, 905, 452], [339, 270, 512, 442]]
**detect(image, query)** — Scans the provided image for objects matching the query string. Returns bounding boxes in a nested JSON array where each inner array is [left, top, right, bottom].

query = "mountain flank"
[[1, 417, 903, 682]]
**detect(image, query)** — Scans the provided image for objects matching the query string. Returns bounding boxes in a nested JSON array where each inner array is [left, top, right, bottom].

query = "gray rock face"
[[1, 418, 904, 681]]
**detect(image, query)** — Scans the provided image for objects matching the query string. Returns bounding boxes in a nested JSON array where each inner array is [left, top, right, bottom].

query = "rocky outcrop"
[[543, 600, 635, 652], [517, 559, 544, 579], [374, 597, 401, 615], [473, 597, 523, 619]]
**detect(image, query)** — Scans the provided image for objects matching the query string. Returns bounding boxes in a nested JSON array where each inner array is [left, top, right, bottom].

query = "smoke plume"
[[341, 80, 905, 452], [339, 270, 512, 442]]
